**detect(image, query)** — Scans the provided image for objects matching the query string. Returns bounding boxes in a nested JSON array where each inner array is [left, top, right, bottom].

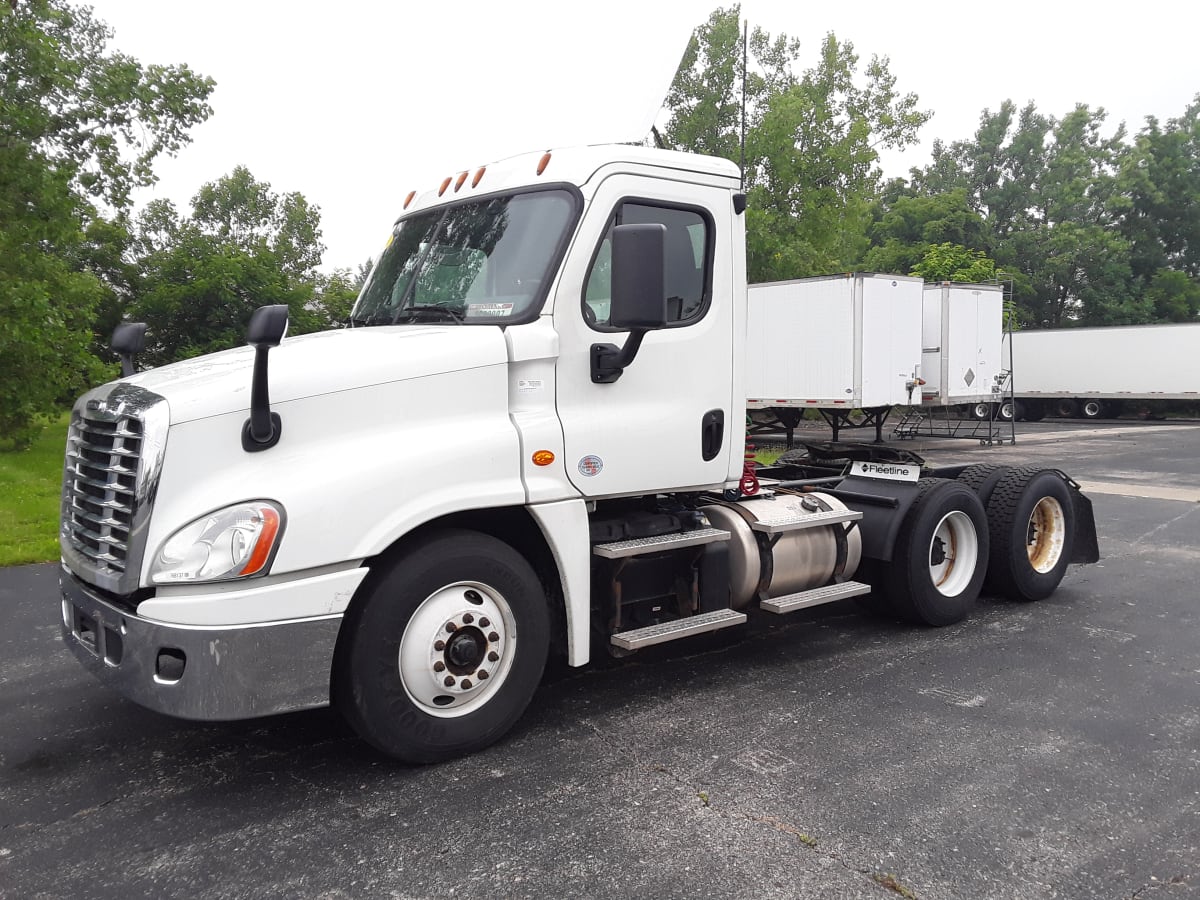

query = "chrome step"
[[592, 528, 730, 559], [610, 608, 747, 650], [751, 509, 862, 535], [760, 580, 870, 614]]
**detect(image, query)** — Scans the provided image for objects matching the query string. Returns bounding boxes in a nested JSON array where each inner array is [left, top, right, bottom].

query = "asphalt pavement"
[[1, 419, 1198, 899]]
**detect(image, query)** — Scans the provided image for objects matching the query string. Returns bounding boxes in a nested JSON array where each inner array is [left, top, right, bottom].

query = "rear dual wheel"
[[984, 468, 1076, 602], [887, 479, 989, 626]]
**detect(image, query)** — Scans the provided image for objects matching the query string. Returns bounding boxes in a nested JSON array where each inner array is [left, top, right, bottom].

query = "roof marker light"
[[438, 177, 452, 196], [472, 167, 486, 188], [403, 190, 416, 209], [455, 171, 468, 192], [536, 152, 552, 176]]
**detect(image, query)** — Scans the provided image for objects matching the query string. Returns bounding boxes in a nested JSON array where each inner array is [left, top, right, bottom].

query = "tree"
[[130, 168, 330, 365], [910, 243, 996, 283], [0, 0, 213, 444], [661, 7, 930, 282]]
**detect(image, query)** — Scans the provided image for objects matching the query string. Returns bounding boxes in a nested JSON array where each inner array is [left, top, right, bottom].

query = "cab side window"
[[583, 202, 711, 329]]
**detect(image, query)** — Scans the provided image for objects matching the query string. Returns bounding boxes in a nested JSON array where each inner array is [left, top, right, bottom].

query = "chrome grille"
[[63, 415, 143, 573], [60, 383, 168, 595]]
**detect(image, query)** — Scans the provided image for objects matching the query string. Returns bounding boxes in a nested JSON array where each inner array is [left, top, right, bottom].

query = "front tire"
[[336, 529, 550, 763], [887, 479, 989, 626], [985, 468, 1076, 602]]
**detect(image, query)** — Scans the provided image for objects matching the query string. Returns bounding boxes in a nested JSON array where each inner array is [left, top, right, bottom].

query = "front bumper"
[[60, 568, 343, 721]]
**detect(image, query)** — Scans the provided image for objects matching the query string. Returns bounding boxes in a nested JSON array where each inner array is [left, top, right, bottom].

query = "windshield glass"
[[350, 188, 577, 326]]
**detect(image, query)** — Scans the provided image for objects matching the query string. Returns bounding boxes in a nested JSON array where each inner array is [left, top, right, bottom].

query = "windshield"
[[350, 188, 577, 326]]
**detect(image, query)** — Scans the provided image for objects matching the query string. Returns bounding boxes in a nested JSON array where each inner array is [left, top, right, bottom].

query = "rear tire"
[[984, 468, 1076, 602], [1080, 399, 1104, 419], [970, 402, 991, 421], [956, 464, 1013, 507], [887, 479, 989, 626], [335, 529, 550, 763]]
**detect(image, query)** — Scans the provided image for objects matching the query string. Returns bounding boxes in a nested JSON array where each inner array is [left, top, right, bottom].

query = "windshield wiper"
[[394, 305, 464, 325]]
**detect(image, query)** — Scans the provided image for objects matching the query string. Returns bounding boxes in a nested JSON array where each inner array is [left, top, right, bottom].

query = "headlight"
[[150, 501, 284, 584]]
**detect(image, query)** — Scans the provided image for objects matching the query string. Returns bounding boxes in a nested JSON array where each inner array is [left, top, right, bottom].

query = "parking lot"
[[2, 419, 1198, 899]]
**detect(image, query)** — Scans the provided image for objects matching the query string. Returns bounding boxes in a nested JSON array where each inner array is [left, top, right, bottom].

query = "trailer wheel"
[[1055, 399, 1080, 418], [997, 400, 1015, 421], [888, 479, 988, 626], [984, 468, 1076, 602], [335, 529, 549, 763], [1080, 399, 1104, 419], [956, 464, 1012, 507], [970, 402, 991, 421]]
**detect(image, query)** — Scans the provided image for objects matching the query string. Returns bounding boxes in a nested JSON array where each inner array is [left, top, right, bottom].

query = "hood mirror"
[[242, 305, 289, 452]]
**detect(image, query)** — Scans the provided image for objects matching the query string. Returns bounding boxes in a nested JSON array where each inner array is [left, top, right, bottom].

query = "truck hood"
[[123, 326, 509, 424]]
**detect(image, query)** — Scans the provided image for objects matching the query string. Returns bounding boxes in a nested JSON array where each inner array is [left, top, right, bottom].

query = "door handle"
[[701, 409, 724, 461]]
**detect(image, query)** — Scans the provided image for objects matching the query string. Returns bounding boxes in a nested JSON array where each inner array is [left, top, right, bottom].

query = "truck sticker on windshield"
[[467, 303, 515, 317], [577, 455, 603, 477], [849, 461, 921, 482]]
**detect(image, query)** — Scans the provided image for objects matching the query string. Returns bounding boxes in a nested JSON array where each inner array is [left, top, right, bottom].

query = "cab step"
[[759, 580, 870, 614], [750, 508, 862, 535], [610, 608, 747, 650], [592, 527, 730, 559]]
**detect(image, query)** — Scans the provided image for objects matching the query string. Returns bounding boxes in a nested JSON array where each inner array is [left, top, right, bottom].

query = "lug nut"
[[446, 622, 458, 632], [463, 613, 474, 624], [461, 679, 473, 689], [434, 640, 445, 651], [434, 661, 445, 672], [488, 632, 499, 642], [478, 670, 489, 680], [488, 651, 499, 662], [444, 676, 455, 687], [479, 618, 490, 628]]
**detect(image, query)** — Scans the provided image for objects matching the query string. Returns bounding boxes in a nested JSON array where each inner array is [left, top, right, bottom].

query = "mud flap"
[[1060, 473, 1100, 564]]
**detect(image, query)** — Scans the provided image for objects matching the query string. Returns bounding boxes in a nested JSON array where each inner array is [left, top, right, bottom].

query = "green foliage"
[[1144, 269, 1200, 321], [910, 243, 996, 283], [130, 167, 334, 365], [0, 413, 71, 566], [662, 7, 930, 282], [0, 0, 213, 444]]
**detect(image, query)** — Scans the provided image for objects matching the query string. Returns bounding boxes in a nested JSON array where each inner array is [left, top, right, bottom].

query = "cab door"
[[553, 173, 736, 497]]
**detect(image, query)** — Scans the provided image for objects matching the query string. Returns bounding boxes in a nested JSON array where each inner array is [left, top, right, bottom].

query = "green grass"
[[0, 415, 69, 567]]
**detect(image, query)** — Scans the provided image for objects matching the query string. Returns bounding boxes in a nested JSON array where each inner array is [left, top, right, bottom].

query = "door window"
[[583, 202, 711, 329]]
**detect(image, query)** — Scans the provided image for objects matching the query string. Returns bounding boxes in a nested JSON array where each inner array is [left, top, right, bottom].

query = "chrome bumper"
[[60, 568, 342, 721]]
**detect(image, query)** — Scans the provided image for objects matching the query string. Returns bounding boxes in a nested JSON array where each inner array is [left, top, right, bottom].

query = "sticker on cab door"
[[577, 455, 603, 477], [849, 461, 920, 482]]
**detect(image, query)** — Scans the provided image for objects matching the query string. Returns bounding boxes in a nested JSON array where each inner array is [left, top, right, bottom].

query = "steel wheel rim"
[[928, 510, 978, 596], [399, 580, 517, 718], [1027, 496, 1067, 573]]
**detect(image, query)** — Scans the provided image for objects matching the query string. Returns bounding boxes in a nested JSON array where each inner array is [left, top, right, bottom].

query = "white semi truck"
[[1005, 323, 1200, 420], [58, 145, 1098, 762]]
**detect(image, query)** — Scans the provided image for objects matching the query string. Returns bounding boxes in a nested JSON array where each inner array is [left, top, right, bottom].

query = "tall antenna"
[[739, 19, 748, 189]]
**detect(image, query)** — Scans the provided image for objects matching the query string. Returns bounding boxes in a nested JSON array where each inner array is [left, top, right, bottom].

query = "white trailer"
[[1005, 323, 1200, 419], [745, 274, 924, 441], [921, 282, 1005, 409], [57, 145, 1099, 763]]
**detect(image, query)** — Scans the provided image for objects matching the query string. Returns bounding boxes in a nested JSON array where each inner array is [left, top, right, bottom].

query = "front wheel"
[[336, 529, 550, 763], [886, 479, 989, 626]]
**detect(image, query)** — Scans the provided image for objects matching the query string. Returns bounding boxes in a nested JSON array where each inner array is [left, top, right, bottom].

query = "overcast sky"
[[86, 0, 1199, 272]]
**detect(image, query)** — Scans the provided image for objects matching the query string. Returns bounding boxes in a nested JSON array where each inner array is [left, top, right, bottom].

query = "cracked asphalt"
[[2, 419, 1198, 899]]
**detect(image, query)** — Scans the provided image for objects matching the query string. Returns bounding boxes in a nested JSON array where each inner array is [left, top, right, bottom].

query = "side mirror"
[[591, 224, 667, 383], [111, 322, 147, 378], [247, 304, 290, 348], [242, 305, 290, 452], [608, 223, 667, 330]]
